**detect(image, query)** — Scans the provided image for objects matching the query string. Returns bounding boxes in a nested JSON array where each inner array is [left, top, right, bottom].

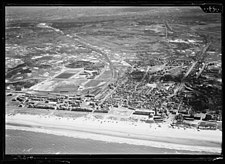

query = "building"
[[133, 109, 155, 116]]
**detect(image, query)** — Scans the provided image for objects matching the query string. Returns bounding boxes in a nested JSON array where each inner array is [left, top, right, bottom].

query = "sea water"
[[5, 129, 212, 154]]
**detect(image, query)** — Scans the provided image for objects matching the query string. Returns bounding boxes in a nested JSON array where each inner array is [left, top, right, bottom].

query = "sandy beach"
[[6, 114, 222, 153]]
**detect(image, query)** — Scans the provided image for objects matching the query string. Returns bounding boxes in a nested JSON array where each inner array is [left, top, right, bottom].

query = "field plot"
[[30, 77, 87, 93], [30, 80, 58, 91], [53, 86, 79, 92], [84, 80, 105, 88], [87, 86, 102, 95], [55, 72, 76, 79]]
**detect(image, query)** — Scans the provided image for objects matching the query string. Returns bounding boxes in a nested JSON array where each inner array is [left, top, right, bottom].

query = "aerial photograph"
[[5, 6, 222, 154]]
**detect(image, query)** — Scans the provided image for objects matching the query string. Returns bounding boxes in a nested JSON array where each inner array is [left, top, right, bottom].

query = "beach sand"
[[6, 114, 222, 153]]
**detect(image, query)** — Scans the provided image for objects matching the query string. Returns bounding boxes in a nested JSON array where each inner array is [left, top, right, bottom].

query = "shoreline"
[[6, 129, 208, 154], [6, 114, 222, 153]]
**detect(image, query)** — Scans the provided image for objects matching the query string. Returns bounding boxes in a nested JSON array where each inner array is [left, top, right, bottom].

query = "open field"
[[53, 84, 79, 92], [96, 70, 112, 80], [84, 80, 105, 88]]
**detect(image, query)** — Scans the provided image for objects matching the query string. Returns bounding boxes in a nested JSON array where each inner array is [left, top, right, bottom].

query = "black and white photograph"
[[5, 6, 222, 155]]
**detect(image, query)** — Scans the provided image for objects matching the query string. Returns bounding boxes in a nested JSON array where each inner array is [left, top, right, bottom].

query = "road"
[[73, 34, 115, 78]]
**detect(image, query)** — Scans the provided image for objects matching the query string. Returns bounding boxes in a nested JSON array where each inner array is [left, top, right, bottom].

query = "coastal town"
[[6, 43, 222, 131], [5, 6, 222, 154]]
